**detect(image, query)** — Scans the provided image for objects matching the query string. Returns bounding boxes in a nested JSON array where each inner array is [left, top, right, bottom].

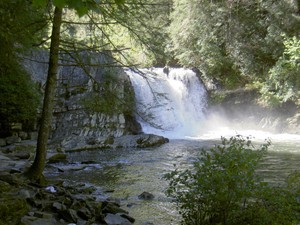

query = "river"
[[48, 132, 300, 225]]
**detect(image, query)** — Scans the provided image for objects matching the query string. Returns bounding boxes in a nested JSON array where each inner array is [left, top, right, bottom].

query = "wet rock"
[[20, 215, 58, 225], [113, 134, 169, 148], [104, 213, 132, 225], [18, 188, 34, 199], [135, 134, 169, 147], [77, 207, 92, 220], [86, 137, 98, 145], [124, 114, 142, 135], [0, 138, 6, 147], [53, 202, 67, 211], [79, 185, 97, 194], [18, 131, 28, 140], [33, 211, 54, 219], [14, 152, 31, 160], [48, 153, 67, 164], [117, 213, 136, 223], [6, 136, 21, 145], [102, 201, 129, 214], [81, 160, 97, 164], [58, 208, 78, 223], [28, 132, 38, 140], [138, 191, 155, 200], [0, 154, 12, 161], [104, 135, 115, 145], [0, 172, 21, 185]]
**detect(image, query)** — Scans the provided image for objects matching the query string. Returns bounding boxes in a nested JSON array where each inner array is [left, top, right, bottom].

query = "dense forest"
[[1, 0, 300, 127]]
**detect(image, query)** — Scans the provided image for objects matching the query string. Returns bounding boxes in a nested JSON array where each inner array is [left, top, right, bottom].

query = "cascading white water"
[[126, 67, 207, 138]]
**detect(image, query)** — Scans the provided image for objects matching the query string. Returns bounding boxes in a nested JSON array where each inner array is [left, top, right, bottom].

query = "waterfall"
[[126, 68, 207, 139]]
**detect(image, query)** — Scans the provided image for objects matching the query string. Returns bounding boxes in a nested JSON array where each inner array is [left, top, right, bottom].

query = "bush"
[[0, 64, 41, 132], [165, 135, 300, 225], [0, 197, 30, 225], [260, 36, 300, 106]]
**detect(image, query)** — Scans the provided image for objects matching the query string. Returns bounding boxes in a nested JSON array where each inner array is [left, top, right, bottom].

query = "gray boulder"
[[104, 213, 132, 225], [138, 191, 155, 200], [6, 136, 21, 145]]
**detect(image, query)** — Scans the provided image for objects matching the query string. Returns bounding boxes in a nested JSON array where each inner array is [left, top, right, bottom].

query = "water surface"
[[48, 135, 300, 225]]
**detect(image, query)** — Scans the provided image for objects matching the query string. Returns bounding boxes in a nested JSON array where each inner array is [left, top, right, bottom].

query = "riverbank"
[[0, 146, 136, 225]]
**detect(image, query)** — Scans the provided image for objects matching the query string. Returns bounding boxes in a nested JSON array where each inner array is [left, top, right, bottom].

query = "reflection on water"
[[48, 136, 300, 225]]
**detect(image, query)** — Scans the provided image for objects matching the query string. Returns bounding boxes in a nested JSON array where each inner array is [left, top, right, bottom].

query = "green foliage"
[[0, 65, 41, 129], [0, 0, 47, 59], [33, 0, 105, 16], [165, 135, 300, 225], [102, 0, 171, 66], [168, 1, 300, 90], [208, 91, 227, 105], [260, 36, 300, 106], [0, 0, 44, 131], [0, 197, 30, 225]]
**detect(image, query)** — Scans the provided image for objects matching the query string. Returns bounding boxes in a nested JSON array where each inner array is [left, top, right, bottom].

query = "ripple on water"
[[47, 136, 300, 224]]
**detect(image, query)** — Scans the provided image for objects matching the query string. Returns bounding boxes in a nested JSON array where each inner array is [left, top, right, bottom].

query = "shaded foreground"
[[0, 150, 135, 225]]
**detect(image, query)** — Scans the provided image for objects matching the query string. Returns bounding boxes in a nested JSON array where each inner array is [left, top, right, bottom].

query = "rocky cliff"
[[19, 50, 169, 151]]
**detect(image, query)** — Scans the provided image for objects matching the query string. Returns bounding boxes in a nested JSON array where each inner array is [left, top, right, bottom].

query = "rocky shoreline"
[[0, 135, 166, 225], [0, 152, 134, 225]]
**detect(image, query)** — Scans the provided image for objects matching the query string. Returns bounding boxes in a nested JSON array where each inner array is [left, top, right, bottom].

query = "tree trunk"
[[25, 7, 63, 181]]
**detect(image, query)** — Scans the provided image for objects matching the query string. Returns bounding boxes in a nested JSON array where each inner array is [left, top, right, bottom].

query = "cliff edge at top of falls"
[[207, 88, 300, 134]]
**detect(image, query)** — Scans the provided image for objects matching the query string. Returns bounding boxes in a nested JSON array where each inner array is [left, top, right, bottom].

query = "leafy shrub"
[[165, 135, 300, 225], [260, 35, 300, 106], [0, 64, 41, 132], [0, 197, 30, 225]]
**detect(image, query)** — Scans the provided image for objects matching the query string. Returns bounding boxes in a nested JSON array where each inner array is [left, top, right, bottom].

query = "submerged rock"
[[138, 192, 155, 200]]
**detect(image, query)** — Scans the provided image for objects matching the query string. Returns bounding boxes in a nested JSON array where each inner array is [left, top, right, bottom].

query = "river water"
[[48, 133, 300, 225], [49, 68, 300, 224]]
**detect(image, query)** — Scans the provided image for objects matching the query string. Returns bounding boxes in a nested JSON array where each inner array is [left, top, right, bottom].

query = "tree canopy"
[[0, 0, 46, 134], [167, 0, 300, 104]]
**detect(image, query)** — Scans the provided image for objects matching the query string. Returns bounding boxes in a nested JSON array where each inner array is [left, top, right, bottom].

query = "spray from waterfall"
[[126, 68, 207, 139]]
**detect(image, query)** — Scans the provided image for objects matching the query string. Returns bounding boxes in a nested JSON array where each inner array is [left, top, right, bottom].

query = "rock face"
[[22, 50, 149, 150], [209, 88, 300, 134]]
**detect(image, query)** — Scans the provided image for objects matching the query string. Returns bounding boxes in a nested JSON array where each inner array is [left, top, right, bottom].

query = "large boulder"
[[6, 136, 21, 145], [113, 134, 169, 148]]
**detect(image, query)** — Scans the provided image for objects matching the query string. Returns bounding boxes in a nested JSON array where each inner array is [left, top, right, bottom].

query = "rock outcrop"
[[20, 50, 169, 151]]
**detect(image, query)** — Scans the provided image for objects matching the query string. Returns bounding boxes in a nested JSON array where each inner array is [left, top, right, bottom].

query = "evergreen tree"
[[168, 0, 300, 90], [0, 0, 46, 135]]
